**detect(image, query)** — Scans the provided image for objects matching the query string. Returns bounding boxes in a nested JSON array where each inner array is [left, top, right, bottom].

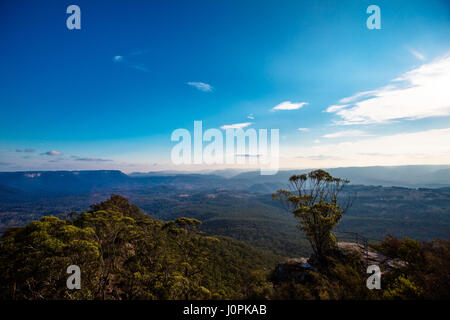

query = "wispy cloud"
[[296, 154, 341, 161], [409, 48, 426, 61], [294, 128, 450, 166], [130, 64, 149, 72], [236, 153, 261, 158], [323, 129, 370, 138], [297, 128, 309, 132], [15, 148, 34, 153], [112, 54, 149, 72], [73, 157, 112, 162], [113, 55, 124, 62], [187, 82, 213, 92], [247, 114, 255, 120], [42, 150, 62, 156], [272, 101, 308, 111], [220, 122, 252, 130], [326, 55, 450, 124]]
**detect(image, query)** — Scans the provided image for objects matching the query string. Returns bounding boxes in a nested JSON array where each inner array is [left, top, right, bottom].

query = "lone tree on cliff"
[[273, 169, 351, 265]]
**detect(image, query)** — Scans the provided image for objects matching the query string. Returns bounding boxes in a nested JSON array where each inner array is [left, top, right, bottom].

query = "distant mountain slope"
[[1, 166, 449, 257], [0, 170, 227, 194], [1, 165, 449, 196], [231, 165, 450, 188], [0, 170, 130, 193]]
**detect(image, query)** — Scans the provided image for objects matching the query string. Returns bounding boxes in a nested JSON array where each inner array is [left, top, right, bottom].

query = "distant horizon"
[[1, 163, 450, 175]]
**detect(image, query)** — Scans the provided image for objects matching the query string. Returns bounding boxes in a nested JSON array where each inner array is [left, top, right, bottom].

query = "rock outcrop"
[[271, 258, 313, 284], [338, 242, 406, 269]]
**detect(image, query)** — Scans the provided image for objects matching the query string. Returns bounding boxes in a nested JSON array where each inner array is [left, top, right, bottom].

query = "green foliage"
[[383, 275, 423, 299], [2, 184, 449, 257], [271, 249, 375, 300], [0, 216, 100, 299], [374, 236, 450, 299], [1, 192, 449, 300], [273, 170, 350, 263], [0, 195, 276, 300]]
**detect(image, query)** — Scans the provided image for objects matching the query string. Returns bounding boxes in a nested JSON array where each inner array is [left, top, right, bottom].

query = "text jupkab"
[[170, 121, 279, 175]]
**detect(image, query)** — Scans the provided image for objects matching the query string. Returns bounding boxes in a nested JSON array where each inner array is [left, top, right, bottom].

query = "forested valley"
[[0, 170, 448, 300]]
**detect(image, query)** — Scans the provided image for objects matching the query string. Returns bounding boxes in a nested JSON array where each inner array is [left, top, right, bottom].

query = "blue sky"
[[0, 0, 449, 172]]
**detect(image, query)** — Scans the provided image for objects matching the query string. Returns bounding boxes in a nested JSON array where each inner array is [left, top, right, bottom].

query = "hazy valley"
[[1, 165, 449, 258]]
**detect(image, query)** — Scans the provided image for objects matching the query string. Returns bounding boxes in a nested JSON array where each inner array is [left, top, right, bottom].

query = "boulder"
[[271, 257, 314, 284]]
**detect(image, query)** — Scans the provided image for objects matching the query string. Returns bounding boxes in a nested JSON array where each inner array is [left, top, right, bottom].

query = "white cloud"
[[286, 128, 450, 167], [297, 128, 309, 132], [15, 148, 35, 153], [112, 55, 149, 72], [113, 55, 123, 62], [313, 139, 320, 143], [236, 153, 261, 158], [247, 114, 255, 120], [42, 150, 62, 156], [326, 55, 450, 124], [272, 101, 308, 111], [409, 48, 426, 61], [130, 64, 149, 72], [326, 104, 349, 113], [71, 156, 112, 162], [220, 122, 252, 130], [187, 81, 213, 92], [323, 130, 370, 138]]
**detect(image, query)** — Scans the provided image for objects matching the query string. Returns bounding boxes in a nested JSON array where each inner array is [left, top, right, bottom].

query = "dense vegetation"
[[0, 169, 449, 300], [2, 173, 450, 257], [0, 187, 312, 257], [2, 184, 450, 258], [0, 195, 277, 299], [373, 236, 450, 299], [1, 194, 448, 300], [269, 235, 450, 300], [273, 170, 351, 264]]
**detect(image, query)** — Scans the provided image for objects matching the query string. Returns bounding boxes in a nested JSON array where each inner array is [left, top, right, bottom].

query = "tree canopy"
[[0, 195, 276, 300], [273, 170, 351, 264]]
